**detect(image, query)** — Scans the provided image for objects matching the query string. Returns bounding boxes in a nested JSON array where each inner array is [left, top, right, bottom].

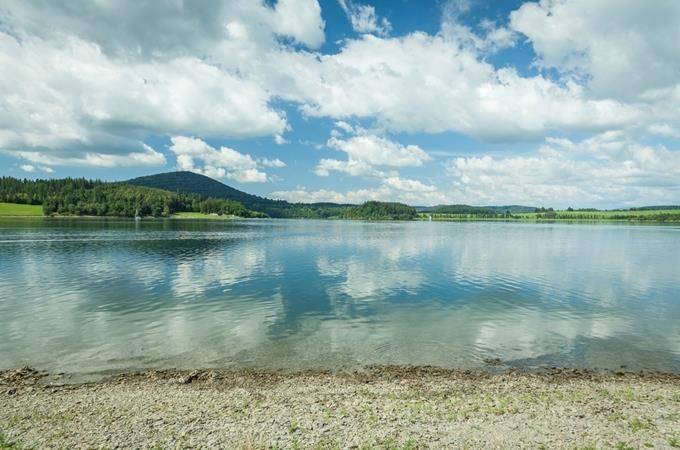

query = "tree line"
[[342, 201, 418, 220], [0, 177, 265, 218]]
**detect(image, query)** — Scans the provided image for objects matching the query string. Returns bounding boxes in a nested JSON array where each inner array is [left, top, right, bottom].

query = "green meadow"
[[422, 209, 680, 222], [171, 212, 237, 219], [0, 202, 43, 216]]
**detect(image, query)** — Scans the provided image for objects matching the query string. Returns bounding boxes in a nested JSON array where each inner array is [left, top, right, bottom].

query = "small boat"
[[134, 208, 141, 221]]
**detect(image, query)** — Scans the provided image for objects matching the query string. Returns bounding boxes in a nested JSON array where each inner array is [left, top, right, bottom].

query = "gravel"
[[1, 366, 679, 449]]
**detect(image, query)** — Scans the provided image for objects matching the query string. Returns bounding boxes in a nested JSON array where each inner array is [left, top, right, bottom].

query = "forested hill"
[[0, 176, 263, 218], [126, 171, 352, 218], [128, 171, 264, 208]]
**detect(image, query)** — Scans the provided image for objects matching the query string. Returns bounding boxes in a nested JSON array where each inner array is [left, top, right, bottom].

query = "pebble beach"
[[1, 366, 679, 449]]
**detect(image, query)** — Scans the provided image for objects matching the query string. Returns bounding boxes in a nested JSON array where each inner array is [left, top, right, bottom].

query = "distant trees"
[[342, 201, 418, 220], [534, 207, 554, 213], [0, 177, 264, 218], [428, 205, 495, 215]]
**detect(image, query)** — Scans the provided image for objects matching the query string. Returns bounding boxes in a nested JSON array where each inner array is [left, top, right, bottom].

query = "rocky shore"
[[1, 366, 679, 449]]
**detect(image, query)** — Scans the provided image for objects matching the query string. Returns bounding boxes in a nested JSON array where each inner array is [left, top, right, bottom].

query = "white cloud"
[[447, 132, 680, 207], [274, 134, 288, 145], [327, 134, 431, 167], [281, 32, 639, 140], [383, 176, 437, 193], [259, 158, 287, 168], [14, 147, 165, 168], [1, 0, 325, 55], [271, 176, 447, 205], [337, 1, 391, 36], [169, 136, 283, 183], [270, 0, 326, 48], [647, 124, 680, 139], [314, 132, 431, 179], [0, 0, 322, 167], [1, 0, 679, 202], [314, 158, 384, 178], [510, 0, 680, 102], [0, 31, 287, 160], [16, 163, 53, 175]]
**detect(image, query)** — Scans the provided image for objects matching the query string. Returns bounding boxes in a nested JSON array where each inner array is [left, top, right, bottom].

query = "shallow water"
[[0, 218, 679, 373]]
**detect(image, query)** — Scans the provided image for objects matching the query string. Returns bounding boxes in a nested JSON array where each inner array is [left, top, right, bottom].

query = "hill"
[[127, 171, 271, 209], [0, 176, 262, 218], [127, 171, 352, 218]]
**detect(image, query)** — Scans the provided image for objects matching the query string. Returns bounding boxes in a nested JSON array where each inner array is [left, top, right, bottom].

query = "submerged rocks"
[[0, 366, 46, 385]]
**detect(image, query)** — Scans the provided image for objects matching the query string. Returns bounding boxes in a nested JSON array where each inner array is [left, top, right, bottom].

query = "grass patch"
[[378, 437, 422, 450], [615, 443, 635, 450], [287, 420, 299, 434], [0, 202, 43, 216], [0, 432, 20, 449], [669, 435, 680, 448], [628, 418, 655, 432], [171, 212, 237, 219]]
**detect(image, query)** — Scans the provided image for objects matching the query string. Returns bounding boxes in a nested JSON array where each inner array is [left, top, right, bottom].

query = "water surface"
[[1, 218, 679, 373]]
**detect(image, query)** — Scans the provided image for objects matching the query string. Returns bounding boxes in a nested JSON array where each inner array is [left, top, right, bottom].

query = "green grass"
[[516, 209, 680, 221], [0, 202, 43, 216], [421, 208, 680, 223], [628, 418, 655, 432], [0, 432, 20, 449], [171, 212, 238, 219]]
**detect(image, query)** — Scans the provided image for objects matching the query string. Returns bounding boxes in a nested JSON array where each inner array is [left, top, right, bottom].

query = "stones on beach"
[[180, 370, 200, 384]]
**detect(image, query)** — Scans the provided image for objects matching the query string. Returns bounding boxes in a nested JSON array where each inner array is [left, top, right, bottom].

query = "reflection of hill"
[[1, 220, 679, 373]]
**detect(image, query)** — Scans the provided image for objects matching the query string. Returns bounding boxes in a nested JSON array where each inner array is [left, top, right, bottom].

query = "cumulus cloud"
[[0, 0, 678, 206], [337, 0, 391, 36], [259, 158, 287, 168], [0, 0, 325, 55], [510, 0, 680, 101], [315, 132, 431, 178], [280, 32, 639, 140], [0, 0, 319, 168], [446, 132, 680, 207], [169, 136, 283, 183], [271, 176, 447, 205], [327, 134, 431, 167], [13, 147, 166, 168], [314, 158, 383, 178], [19, 164, 54, 174]]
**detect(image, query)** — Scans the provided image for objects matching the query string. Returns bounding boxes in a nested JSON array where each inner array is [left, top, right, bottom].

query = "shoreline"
[[2, 366, 679, 448], [2, 214, 680, 224]]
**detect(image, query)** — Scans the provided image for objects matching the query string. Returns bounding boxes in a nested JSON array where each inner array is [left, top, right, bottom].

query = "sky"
[[0, 0, 679, 208]]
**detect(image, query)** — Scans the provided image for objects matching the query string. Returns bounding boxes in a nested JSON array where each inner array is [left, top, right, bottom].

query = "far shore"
[[2, 366, 678, 449], [2, 213, 680, 224]]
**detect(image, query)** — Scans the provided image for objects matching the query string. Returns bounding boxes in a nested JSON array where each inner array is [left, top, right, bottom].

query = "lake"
[[1, 218, 679, 374]]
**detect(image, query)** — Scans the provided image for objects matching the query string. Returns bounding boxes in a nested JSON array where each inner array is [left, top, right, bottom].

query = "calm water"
[[1, 218, 679, 374]]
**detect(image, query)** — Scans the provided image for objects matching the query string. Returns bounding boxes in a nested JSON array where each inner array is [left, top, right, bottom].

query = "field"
[[516, 209, 680, 221], [0, 202, 43, 216], [422, 209, 680, 222], [171, 212, 237, 219]]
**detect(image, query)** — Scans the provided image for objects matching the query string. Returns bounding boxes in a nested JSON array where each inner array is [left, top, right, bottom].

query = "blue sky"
[[0, 0, 679, 207]]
